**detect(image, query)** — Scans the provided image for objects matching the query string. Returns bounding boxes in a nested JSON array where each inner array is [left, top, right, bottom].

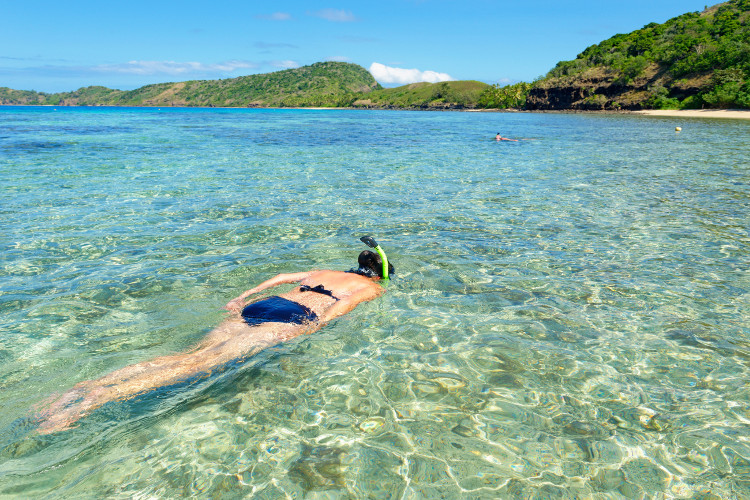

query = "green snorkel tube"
[[360, 235, 389, 280]]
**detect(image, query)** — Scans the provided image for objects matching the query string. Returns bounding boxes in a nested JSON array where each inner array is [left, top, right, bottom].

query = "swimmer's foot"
[[35, 413, 80, 435], [34, 384, 94, 434]]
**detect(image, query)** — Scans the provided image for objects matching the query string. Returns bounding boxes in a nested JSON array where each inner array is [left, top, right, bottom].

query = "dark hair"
[[357, 250, 395, 278]]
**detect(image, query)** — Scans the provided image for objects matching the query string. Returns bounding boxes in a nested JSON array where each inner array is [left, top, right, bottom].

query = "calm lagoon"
[[1, 107, 749, 497]]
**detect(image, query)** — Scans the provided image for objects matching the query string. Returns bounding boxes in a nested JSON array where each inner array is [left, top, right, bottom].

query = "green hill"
[[526, 0, 750, 110], [351, 80, 490, 109], [0, 62, 381, 108], [0, 72, 490, 110]]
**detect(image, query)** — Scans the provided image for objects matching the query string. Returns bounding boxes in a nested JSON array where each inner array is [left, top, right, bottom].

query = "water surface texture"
[[1, 107, 749, 498]]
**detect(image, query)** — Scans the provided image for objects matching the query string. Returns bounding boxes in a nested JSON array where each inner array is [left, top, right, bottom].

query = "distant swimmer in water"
[[36, 236, 394, 434], [495, 133, 519, 142]]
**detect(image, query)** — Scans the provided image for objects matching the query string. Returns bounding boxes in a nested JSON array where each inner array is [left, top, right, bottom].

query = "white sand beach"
[[635, 109, 750, 120]]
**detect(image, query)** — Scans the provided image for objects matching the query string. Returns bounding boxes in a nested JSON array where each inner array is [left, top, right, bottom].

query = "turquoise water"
[[0, 106, 748, 498]]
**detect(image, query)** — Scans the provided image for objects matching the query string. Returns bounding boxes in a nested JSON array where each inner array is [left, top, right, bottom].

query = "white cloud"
[[369, 62, 453, 85], [271, 60, 300, 69], [0, 59, 310, 92], [93, 60, 258, 75], [310, 9, 357, 22], [256, 12, 291, 21], [327, 56, 351, 62]]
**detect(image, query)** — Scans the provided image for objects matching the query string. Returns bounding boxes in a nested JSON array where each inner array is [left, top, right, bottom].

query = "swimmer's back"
[[279, 270, 384, 320]]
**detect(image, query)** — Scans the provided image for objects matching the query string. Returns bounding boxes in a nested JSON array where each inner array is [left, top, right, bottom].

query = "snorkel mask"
[[360, 235, 389, 280]]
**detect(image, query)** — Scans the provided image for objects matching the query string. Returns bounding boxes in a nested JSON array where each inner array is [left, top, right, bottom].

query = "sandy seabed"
[[634, 109, 750, 120]]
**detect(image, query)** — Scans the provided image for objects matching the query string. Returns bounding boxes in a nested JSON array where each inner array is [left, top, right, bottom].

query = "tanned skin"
[[36, 270, 384, 434]]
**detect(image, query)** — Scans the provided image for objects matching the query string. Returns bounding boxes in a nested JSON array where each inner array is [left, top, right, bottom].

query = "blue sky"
[[2, 0, 712, 93]]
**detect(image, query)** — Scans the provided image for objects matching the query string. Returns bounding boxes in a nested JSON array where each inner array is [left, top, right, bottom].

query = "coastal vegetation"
[[1, 1, 748, 110], [476, 82, 533, 109], [351, 81, 489, 109], [0, 70, 490, 110], [0, 62, 380, 108], [527, 0, 750, 109]]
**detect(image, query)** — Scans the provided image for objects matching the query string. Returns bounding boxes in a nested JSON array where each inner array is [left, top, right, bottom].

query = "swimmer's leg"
[[34, 350, 216, 434], [34, 322, 299, 433], [35, 382, 102, 434]]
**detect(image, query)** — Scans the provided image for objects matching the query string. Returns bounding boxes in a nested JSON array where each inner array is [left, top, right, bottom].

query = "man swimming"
[[36, 237, 394, 434]]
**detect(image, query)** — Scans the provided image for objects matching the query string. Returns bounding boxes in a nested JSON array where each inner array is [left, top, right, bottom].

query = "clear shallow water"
[[0, 106, 748, 498]]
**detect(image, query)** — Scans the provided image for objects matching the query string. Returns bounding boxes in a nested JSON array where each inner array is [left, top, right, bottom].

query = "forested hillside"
[[525, 0, 750, 109], [0, 62, 380, 107], [352, 81, 489, 109]]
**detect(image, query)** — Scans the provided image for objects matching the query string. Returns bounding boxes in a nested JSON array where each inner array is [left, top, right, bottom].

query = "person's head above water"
[[349, 235, 394, 279], [354, 250, 395, 279]]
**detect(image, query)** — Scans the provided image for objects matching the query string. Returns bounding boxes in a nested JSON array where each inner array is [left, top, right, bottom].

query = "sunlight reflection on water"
[[0, 107, 748, 497]]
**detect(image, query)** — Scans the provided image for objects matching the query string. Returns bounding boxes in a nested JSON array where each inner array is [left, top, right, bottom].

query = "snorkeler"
[[495, 133, 518, 142], [36, 237, 394, 434]]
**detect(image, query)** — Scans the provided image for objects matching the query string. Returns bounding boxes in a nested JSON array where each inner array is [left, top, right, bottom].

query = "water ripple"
[[0, 107, 748, 497]]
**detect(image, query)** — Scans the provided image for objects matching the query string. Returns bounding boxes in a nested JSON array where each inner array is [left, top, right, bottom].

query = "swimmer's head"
[[355, 250, 394, 279]]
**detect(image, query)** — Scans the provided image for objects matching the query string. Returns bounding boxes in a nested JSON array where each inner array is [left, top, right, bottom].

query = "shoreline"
[[633, 109, 750, 120], [3, 104, 750, 119]]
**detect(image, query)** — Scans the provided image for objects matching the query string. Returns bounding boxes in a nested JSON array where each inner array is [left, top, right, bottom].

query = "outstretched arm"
[[224, 271, 314, 312]]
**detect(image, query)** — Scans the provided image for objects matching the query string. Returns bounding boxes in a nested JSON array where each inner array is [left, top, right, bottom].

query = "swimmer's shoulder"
[[310, 269, 380, 292]]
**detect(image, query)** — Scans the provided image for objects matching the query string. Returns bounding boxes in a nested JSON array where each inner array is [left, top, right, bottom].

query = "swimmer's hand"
[[224, 297, 246, 312], [223, 284, 271, 312], [224, 272, 314, 313], [224, 285, 262, 312]]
